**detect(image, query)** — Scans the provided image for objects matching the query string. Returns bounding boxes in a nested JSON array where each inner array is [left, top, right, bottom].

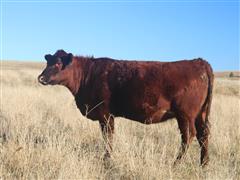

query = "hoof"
[[103, 152, 113, 169], [103, 152, 111, 161], [173, 159, 181, 167]]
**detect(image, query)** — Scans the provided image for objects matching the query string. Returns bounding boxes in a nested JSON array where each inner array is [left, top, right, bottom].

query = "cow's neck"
[[65, 57, 93, 95]]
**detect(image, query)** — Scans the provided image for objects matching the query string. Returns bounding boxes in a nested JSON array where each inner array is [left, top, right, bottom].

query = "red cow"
[[38, 50, 213, 166]]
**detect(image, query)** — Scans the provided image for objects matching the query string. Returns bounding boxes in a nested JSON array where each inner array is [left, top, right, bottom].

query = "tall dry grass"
[[0, 62, 239, 179]]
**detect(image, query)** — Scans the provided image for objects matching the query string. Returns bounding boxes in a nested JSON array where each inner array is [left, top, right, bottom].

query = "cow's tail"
[[202, 60, 214, 130]]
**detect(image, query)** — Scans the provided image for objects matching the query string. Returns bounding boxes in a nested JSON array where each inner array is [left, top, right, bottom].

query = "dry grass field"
[[0, 61, 239, 179]]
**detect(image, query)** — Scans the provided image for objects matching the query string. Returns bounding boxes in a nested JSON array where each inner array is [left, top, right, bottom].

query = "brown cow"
[[38, 50, 213, 166]]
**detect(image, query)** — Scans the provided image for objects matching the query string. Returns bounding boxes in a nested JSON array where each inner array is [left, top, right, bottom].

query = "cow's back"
[[103, 58, 210, 123]]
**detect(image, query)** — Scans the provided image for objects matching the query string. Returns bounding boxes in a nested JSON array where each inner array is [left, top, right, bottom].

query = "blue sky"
[[1, 1, 239, 71]]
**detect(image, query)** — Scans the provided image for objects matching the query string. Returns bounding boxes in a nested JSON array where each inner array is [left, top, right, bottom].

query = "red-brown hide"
[[38, 50, 214, 166]]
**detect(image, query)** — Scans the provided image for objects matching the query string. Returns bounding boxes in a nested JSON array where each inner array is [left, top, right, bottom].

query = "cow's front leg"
[[99, 114, 114, 159]]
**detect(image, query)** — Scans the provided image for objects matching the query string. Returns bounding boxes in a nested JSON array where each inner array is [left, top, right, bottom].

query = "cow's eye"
[[55, 63, 61, 68]]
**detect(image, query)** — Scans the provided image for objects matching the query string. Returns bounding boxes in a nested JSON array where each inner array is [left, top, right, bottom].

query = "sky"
[[0, 0, 239, 71]]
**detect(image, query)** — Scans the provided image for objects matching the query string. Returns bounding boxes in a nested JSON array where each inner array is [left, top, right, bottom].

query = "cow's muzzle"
[[38, 75, 48, 85]]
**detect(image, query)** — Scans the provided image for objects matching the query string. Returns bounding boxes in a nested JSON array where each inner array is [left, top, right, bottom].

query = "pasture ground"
[[0, 61, 239, 179]]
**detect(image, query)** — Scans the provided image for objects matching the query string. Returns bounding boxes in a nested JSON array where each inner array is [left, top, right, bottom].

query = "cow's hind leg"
[[195, 110, 210, 166], [174, 114, 196, 165]]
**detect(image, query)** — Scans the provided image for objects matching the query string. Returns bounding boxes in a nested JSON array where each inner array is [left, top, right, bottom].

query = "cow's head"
[[38, 50, 73, 85]]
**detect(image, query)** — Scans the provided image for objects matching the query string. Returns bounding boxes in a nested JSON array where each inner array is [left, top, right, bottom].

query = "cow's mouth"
[[40, 81, 49, 85]]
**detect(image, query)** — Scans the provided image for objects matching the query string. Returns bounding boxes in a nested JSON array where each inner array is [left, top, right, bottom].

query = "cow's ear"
[[44, 54, 52, 61], [68, 53, 73, 60], [61, 53, 73, 68]]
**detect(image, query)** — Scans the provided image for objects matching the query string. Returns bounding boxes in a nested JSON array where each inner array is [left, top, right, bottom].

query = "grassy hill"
[[0, 61, 239, 179]]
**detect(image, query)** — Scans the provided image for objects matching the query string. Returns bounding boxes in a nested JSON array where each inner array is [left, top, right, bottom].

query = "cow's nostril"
[[38, 75, 45, 83]]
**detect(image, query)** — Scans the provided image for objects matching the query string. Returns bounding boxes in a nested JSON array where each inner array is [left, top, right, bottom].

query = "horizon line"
[[1, 59, 239, 72]]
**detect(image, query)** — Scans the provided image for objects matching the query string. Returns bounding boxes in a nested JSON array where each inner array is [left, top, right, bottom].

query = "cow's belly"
[[115, 108, 175, 124], [111, 95, 174, 124]]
